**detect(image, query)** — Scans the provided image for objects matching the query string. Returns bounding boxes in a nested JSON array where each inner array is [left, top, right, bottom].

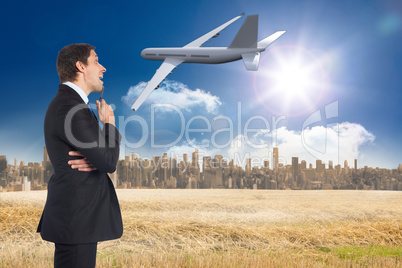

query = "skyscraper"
[[329, 161, 333, 170], [264, 160, 269, 169], [0, 155, 6, 174], [292, 157, 299, 181], [300, 160, 307, 170], [214, 155, 224, 187], [245, 158, 251, 177], [43, 146, 49, 162], [273, 147, 279, 170], [162, 153, 168, 181], [182, 153, 189, 175], [192, 149, 199, 168], [130, 152, 136, 161], [316, 160, 325, 173], [42, 146, 53, 185], [203, 156, 211, 171]]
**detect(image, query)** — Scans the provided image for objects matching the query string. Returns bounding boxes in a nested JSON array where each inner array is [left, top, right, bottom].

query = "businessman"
[[37, 43, 123, 268]]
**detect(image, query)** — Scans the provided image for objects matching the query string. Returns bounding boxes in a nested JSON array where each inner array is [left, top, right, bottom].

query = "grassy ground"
[[0, 189, 401, 267]]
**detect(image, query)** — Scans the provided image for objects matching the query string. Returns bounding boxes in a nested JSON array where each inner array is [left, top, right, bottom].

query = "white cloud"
[[122, 80, 222, 113], [226, 122, 375, 168]]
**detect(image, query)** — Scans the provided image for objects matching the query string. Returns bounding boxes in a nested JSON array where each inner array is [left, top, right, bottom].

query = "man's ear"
[[75, 61, 85, 73]]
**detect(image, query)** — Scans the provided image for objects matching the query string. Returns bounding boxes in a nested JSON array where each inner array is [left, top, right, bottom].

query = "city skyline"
[[0, 145, 389, 172], [1, 145, 401, 192]]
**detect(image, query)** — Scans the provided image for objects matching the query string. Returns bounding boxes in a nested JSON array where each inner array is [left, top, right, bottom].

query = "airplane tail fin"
[[241, 30, 286, 71], [229, 14, 260, 70], [229, 15, 258, 48]]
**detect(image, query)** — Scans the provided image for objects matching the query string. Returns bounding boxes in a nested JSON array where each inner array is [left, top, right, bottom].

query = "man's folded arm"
[[62, 105, 121, 173]]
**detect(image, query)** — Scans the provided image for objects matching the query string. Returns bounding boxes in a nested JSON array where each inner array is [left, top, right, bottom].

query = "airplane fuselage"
[[141, 47, 264, 64], [131, 13, 285, 111]]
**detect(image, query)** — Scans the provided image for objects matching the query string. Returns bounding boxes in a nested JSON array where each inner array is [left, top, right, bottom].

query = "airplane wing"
[[183, 13, 244, 48], [131, 57, 184, 111]]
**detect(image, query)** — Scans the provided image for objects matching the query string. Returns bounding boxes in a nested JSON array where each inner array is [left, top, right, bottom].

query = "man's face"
[[83, 50, 106, 93]]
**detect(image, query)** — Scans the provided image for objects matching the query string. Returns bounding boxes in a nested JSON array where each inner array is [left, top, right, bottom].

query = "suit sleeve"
[[59, 103, 121, 173]]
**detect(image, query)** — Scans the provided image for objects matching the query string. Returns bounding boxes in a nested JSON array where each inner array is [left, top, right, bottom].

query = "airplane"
[[131, 13, 286, 111]]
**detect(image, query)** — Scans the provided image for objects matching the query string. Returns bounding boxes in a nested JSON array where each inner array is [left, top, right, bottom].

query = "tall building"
[[273, 147, 279, 170], [192, 149, 199, 168], [43, 146, 49, 162], [354, 159, 357, 170], [170, 157, 178, 179], [300, 160, 307, 170], [42, 146, 53, 185], [214, 155, 223, 167], [292, 157, 299, 181], [264, 161, 269, 169], [180, 153, 189, 176], [153, 156, 161, 184], [161, 153, 168, 181], [329, 160, 333, 170], [245, 158, 251, 177], [203, 156, 211, 171], [316, 160, 325, 173], [130, 152, 136, 161], [202, 156, 212, 188], [0, 155, 7, 174], [213, 155, 224, 187], [191, 149, 200, 186]]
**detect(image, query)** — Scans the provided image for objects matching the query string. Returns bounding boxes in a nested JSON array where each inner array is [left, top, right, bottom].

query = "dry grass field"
[[1, 189, 401, 267]]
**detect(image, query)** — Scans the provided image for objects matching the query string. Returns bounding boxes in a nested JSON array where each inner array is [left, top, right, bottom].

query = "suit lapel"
[[59, 84, 99, 124]]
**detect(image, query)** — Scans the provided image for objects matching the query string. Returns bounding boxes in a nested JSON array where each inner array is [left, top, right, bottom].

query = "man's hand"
[[68, 151, 97, 172], [96, 99, 115, 126]]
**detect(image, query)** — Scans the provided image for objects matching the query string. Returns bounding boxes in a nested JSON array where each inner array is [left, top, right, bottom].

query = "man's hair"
[[56, 43, 95, 83]]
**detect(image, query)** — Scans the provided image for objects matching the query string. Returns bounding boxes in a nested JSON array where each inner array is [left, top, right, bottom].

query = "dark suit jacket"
[[37, 84, 123, 244]]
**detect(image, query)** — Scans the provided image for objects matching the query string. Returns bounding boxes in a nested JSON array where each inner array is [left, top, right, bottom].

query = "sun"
[[274, 63, 311, 98], [253, 46, 327, 116]]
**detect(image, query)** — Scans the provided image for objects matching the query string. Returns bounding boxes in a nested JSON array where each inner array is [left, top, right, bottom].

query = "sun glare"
[[275, 64, 310, 97], [253, 46, 327, 116]]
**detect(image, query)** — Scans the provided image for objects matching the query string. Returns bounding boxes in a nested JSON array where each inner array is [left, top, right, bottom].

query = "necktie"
[[87, 102, 98, 122], [87, 102, 93, 113]]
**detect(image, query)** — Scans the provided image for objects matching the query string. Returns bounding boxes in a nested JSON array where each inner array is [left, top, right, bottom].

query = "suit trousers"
[[54, 242, 97, 268]]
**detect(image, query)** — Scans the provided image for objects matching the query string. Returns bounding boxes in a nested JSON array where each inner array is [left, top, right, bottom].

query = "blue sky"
[[0, 0, 401, 169]]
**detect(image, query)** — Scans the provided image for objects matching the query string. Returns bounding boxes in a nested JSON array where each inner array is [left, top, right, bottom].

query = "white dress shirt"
[[63, 81, 89, 104]]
